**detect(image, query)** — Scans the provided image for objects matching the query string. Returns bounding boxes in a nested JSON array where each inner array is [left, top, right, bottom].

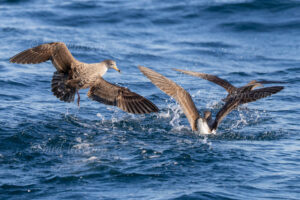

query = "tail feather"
[[51, 72, 76, 102]]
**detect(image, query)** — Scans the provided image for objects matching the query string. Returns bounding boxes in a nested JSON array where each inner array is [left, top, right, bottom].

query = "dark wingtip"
[[9, 55, 24, 64], [271, 86, 284, 91], [150, 100, 160, 113], [277, 86, 284, 91], [142, 98, 160, 114], [152, 105, 160, 113], [9, 57, 15, 63]]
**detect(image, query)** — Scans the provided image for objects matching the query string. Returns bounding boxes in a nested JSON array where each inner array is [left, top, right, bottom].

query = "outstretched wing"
[[139, 66, 200, 131], [247, 80, 287, 85], [211, 86, 284, 130], [173, 68, 237, 94], [10, 42, 75, 72], [88, 77, 159, 114]]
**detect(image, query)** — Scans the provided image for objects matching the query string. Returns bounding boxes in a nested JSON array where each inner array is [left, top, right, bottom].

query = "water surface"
[[0, 0, 299, 199]]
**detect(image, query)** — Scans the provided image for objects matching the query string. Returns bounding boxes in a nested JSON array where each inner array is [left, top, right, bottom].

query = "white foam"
[[96, 113, 105, 122], [75, 137, 82, 143], [149, 155, 160, 159], [202, 137, 212, 149], [158, 109, 170, 118], [86, 156, 98, 161], [73, 143, 91, 149]]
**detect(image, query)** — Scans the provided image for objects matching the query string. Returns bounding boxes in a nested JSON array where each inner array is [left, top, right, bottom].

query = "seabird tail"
[[51, 72, 76, 103]]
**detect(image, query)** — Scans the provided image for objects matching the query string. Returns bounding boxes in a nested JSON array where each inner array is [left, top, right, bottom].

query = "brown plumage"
[[10, 42, 159, 114], [138, 66, 199, 130], [88, 78, 159, 114], [210, 86, 284, 131], [172, 68, 285, 101], [139, 66, 283, 134]]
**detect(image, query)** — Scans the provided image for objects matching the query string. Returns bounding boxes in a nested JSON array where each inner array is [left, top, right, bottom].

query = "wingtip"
[[145, 98, 160, 113], [269, 85, 284, 92], [9, 57, 15, 63], [138, 66, 156, 77], [138, 65, 148, 72], [172, 68, 182, 72], [278, 86, 284, 91], [153, 106, 160, 113]]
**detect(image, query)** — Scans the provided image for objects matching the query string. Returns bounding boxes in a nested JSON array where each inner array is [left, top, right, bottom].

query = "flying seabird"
[[173, 68, 285, 101], [10, 42, 159, 114], [139, 66, 283, 134]]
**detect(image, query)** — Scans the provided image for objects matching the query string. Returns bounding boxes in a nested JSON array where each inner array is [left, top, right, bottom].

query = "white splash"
[[158, 108, 170, 118], [86, 156, 98, 162], [73, 142, 91, 150], [96, 113, 105, 122], [169, 103, 185, 131], [75, 137, 82, 143], [199, 136, 213, 149], [233, 111, 248, 128]]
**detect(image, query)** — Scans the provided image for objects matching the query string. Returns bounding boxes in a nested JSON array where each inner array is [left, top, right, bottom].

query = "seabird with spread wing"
[[139, 66, 283, 134], [173, 68, 285, 101], [10, 42, 159, 114]]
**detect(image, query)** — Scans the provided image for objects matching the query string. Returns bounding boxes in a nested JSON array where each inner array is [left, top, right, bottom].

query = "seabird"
[[139, 66, 283, 134], [173, 68, 285, 101], [10, 42, 159, 114]]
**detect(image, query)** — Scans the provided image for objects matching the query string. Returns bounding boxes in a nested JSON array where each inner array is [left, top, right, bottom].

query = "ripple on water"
[[219, 21, 300, 33]]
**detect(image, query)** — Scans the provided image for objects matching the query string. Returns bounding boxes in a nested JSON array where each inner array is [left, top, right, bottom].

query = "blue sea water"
[[0, 0, 300, 199]]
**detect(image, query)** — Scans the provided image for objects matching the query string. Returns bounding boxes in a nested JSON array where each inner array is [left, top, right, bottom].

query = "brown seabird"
[[10, 42, 159, 114], [173, 68, 285, 101], [139, 66, 283, 134]]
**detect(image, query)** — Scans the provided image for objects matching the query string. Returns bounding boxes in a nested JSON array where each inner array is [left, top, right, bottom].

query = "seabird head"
[[204, 110, 212, 120], [103, 59, 120, 73]]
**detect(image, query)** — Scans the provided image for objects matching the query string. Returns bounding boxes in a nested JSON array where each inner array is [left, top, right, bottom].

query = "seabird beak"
[[113, 65, 121, 73]]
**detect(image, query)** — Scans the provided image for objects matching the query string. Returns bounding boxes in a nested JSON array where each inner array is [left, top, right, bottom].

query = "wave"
[[206, 0, 300, 13], [219, 20, 300, 33]]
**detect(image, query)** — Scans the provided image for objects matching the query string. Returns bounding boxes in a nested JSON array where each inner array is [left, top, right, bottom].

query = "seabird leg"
[[77, 90, 80, 107]]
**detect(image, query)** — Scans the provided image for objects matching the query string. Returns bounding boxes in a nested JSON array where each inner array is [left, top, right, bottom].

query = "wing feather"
[[211, 86, 284, 130], [88, 77, 159, 114], [10, 42, 76, 72], [139, 66, 200, 131], [173, 68, 237, 94]]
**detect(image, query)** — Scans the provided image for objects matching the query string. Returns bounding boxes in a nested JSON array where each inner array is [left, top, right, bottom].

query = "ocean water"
[[0, 0, 299, 199]]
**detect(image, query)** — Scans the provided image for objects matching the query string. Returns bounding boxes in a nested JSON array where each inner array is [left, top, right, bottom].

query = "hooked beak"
[[113, 65, 121, 73]]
